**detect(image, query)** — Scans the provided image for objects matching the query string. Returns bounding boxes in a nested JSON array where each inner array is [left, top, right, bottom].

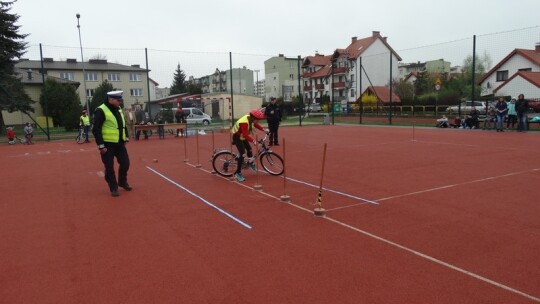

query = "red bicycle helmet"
[[249, 109, 265, 120]]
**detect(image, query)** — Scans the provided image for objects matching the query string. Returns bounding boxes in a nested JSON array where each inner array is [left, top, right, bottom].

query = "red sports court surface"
[[1, 125, 539, 303]]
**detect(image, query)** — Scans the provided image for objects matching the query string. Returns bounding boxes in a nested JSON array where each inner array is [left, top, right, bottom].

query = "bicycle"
[[76, 125, 87, 144], [211, 134, 284, 177]]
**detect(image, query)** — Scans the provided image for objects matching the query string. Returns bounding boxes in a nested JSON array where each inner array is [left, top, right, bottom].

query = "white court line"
[[190, 162, 540, 301], [323, 216, 540, 302], [146, 166, 252, 230], [376, 167, 540, 202], [285, 176, 379, 205]]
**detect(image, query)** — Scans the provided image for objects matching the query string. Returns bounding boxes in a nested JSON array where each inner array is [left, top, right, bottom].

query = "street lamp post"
[[76, 14, 89, 115]]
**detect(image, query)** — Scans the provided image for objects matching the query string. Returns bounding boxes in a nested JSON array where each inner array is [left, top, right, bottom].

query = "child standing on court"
[[24, 122, 34, 144], [6, 127, 16, 144]]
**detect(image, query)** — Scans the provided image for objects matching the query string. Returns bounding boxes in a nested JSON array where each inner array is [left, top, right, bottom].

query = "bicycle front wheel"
[[260, 152, 284, 175], [212, 151, 238, 177], [76, 133, 86, 144]]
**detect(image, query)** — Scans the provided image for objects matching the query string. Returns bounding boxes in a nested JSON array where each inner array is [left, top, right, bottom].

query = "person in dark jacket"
[[264, 96, 282, 146], [175, 107, 186, 136], [465, 108, 479, 129], [92, 90, 131, 197], [515, 93, 529, 132]]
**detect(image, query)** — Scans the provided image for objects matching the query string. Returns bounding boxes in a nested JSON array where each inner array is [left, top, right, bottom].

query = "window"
[[496, 70, 508, 82], [289, 74, 294, 80], [60, 72, 74, 80], [86, 89, 95, 98], [85, 72, 98, 81], [107, 73, 120, 81], [350, 89, 355, 98], [130, 89, 143, 96], [129, 73, 142, 81]]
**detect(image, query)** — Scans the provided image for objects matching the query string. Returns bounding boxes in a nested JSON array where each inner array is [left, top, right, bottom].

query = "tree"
[[186, 82, 202, 94], [414, 69, 432, 96], [39, 79, 81, 130], [393, 79, 415, 105], [89, 81, 114, 114], [170, 64, 187, 95], [0, 1, 33, 133]]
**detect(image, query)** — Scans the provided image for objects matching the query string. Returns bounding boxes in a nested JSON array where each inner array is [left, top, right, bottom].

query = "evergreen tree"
[[0, 1, 33, 133], [39, 79, 81, 130], [89, 81, 114, 114], [170, 64, 187, 95]]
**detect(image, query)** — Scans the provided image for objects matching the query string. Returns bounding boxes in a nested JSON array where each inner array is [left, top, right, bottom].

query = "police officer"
[[92, 90, 132, 197], [264, 96, 282, 146]]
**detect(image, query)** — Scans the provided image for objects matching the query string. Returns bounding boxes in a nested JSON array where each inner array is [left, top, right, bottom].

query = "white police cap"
[[107, 90, 123, 99]]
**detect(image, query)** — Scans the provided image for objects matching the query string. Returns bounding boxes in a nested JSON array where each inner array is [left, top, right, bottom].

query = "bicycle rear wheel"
[[212, 151, 238, 177], [260, 152, 284, 175]]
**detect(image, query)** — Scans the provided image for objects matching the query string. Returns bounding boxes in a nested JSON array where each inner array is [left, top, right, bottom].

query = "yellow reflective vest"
[[231, 114, 252, 140], [80, 115, 90, 126], [98, 104, 127, 143]]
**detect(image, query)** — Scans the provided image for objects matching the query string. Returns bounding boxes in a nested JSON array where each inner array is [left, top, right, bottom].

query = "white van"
[[183, 108, 212, 125]]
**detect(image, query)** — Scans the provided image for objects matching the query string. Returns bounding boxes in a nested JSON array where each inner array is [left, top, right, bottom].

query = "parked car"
[[305, 102, 322, 112], [446, 101, 487, 115], [160, 107, 212, 125], [183, 108, 212, 125]]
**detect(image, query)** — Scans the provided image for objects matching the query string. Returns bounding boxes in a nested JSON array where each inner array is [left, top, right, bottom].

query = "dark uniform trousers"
[[267, 119, 279, 145], [101, 142, 130, 191]]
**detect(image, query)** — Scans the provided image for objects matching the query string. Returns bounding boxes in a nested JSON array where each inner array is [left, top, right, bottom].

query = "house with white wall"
[[302, 31, 402, 107], [478, 43, 540, 99]]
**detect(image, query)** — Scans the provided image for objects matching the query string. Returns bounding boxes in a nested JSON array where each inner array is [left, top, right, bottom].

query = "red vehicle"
[[528, 100, 540, 113]]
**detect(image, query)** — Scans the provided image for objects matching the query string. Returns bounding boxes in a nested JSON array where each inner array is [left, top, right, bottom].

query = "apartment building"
[[15, 58, 153, 110], [188, 67, 255, 95], [264, 55, 302, 102]]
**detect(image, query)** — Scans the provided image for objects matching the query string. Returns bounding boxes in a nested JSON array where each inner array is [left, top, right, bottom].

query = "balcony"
[[333, 82, 346, 89], [333, 67, 347, 74], [304, 85, 313, 91], [315, 84, 325, 90]]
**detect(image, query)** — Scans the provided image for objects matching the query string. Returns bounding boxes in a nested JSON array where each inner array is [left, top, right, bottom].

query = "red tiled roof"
[[364, 86, 401, 103], [303, 54, 331, 67], [345, 33, 402, 61], [478, 48, 540, 84]]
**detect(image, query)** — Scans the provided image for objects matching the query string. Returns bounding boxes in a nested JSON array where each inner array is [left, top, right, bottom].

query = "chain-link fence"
[[4, 26, 539, 143]]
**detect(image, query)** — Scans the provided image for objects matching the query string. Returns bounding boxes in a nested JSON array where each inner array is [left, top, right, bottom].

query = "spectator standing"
[[264, 96, 282, 146], [155, 113, 165, 139], [92, 90, 132, 197], [495, 97, 508, 132], [175, 107, 186, 136], [134, 105, 148, 140], [79, 109, 91, 143], [506, 97, 517, 129], [124, 107, 135, 138], [515, 93, 529, 132], [24, 122, 34, 144]]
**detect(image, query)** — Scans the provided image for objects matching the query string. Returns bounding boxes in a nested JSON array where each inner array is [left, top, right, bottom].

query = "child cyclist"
[[231, 109, 269, 182]]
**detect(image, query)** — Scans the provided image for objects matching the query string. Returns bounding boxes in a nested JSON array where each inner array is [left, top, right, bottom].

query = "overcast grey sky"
[[10, 0, 540, 85]]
